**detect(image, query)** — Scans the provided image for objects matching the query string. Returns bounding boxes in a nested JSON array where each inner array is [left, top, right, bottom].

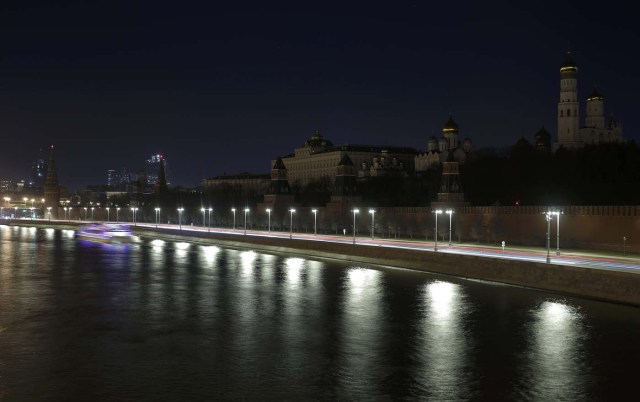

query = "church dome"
[[560, 51, 578, 73], [535, 127, 550, 144], [587, 86, 604, 101], [443, 114, 459, 133], [304, 130, 333, 148]]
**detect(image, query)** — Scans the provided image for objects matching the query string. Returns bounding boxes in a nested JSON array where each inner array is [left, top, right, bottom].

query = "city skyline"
[[1, 1, 639, 190]]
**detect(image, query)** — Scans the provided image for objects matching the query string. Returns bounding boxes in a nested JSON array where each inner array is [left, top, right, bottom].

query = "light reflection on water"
[[0, 227, 639, 401]]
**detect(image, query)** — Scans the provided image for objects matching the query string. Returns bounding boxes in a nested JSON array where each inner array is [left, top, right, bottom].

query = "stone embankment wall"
[[133, 226, 640, 307]]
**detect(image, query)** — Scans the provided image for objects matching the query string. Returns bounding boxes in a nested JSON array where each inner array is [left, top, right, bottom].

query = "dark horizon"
[[2, 1, 638, 191]]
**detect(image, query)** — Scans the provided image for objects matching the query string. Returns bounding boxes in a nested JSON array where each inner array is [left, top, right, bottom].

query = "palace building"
[[274, 131, 417, 187]]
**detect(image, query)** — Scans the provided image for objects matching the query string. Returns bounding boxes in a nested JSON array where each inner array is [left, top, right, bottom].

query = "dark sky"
[[1, 1, 638, 191]]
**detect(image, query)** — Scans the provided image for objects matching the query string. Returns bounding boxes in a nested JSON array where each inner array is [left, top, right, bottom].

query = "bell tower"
[[556, 49, 581, 149]]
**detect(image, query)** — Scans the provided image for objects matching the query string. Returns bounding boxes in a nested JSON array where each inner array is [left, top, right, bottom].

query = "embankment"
[[6, 221, 640, 307], [131, 226, 640, 307]]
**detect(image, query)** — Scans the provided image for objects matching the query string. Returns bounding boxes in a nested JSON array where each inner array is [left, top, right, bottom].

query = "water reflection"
[[520, 300, 590, 400], [338, 267, 383, 395], [418, 280, 472, 400]]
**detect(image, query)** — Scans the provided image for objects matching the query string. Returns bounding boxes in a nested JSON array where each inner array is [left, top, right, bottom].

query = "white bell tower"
[[556, 50, 581, 149]]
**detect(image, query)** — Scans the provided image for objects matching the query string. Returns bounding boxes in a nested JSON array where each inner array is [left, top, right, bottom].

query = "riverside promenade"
[[4, 218, 640, 307]]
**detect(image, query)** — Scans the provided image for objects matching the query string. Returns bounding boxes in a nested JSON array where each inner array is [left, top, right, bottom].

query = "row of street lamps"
[[11, 202, 570, 260]]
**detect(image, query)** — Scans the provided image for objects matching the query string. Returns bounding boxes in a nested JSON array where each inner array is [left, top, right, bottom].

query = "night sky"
[[1, 1, 638, 191]]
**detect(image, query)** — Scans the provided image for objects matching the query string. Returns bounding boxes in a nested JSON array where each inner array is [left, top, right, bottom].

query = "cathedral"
[[414, 114, 473, 172], [555, 50, 624, 150]]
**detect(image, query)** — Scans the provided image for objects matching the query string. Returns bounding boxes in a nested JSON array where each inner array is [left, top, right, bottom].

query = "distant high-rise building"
[[146, 153, 169, 186], [29, 149, 48, 191], [107, 169, 117, 187]]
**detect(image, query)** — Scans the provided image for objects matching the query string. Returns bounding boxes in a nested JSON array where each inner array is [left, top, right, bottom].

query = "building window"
[[567, 109, 571, 116]]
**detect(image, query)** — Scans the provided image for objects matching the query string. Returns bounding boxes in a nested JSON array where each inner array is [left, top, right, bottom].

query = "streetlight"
[[289, 208, 296, 239], [116, 207, 120, 223], [445, 209, 454, 246], [106, 207, 110, 222], [244, 208, 249, 235], [623, 236, 627, 256], [266, 208, 271, 232], [312, 209, 317, 236], [91, 207, 95, 221], [231, 208, 236, 230], [433, 209, 443, 251], [369, 209, 375, 240], [47, 207, 52, 221], [544, 211, 553, 263], [68, 207, 72, 221], [352, 209, 359, 245], [155, 207, 161, 228], [178, 207, 184, 230], [132, 207, 138, 226], [84, 207, 88, 221], [63, 207, 67, 221], [201, 208, 206, 229], [208, 208, 212, 232], [550, 210, 562, 256]]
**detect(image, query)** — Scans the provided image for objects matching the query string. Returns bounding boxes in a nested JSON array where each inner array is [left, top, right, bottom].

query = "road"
[[128, 221, 640, 274]]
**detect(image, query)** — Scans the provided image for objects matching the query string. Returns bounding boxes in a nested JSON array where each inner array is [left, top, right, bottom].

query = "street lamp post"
[[544, 211, 553, 263], [433, 210, 442, 251], [446, 209, 454, 246], [352, 209, 359, 245], [155, 207, 160, 228], [623, 236, 627, 256], [312, 209, 317, 236], [178, 208, 184, 230], [231, 208, 236, 230], [116, 207, 120, 223], [289, 208, 295, 239], [47, 207, 52, 221], [91, 207, 95, 221], [201, 208, 206, 229], [84, 207, 87, 221], [132, 207, 138, 226], [106, 207, 110, 222], [552, 211, 562, 256], [369, 209, 375, 240], [244, 208, 249, 235], [266, 208, 271, 232], [208, 208, 212, 232]]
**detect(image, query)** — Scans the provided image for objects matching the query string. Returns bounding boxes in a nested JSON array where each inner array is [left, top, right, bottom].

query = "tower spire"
[[44, 144, 60, 218]]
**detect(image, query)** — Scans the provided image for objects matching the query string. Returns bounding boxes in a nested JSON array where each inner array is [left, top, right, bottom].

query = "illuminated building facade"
[[276, 131, 417, 187]]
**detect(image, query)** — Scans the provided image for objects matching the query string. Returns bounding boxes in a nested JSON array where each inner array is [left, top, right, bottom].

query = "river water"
[[1, 225, 639, 401]]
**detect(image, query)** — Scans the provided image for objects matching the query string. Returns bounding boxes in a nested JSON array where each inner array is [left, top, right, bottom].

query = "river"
[[1, 225, 639, 400]]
